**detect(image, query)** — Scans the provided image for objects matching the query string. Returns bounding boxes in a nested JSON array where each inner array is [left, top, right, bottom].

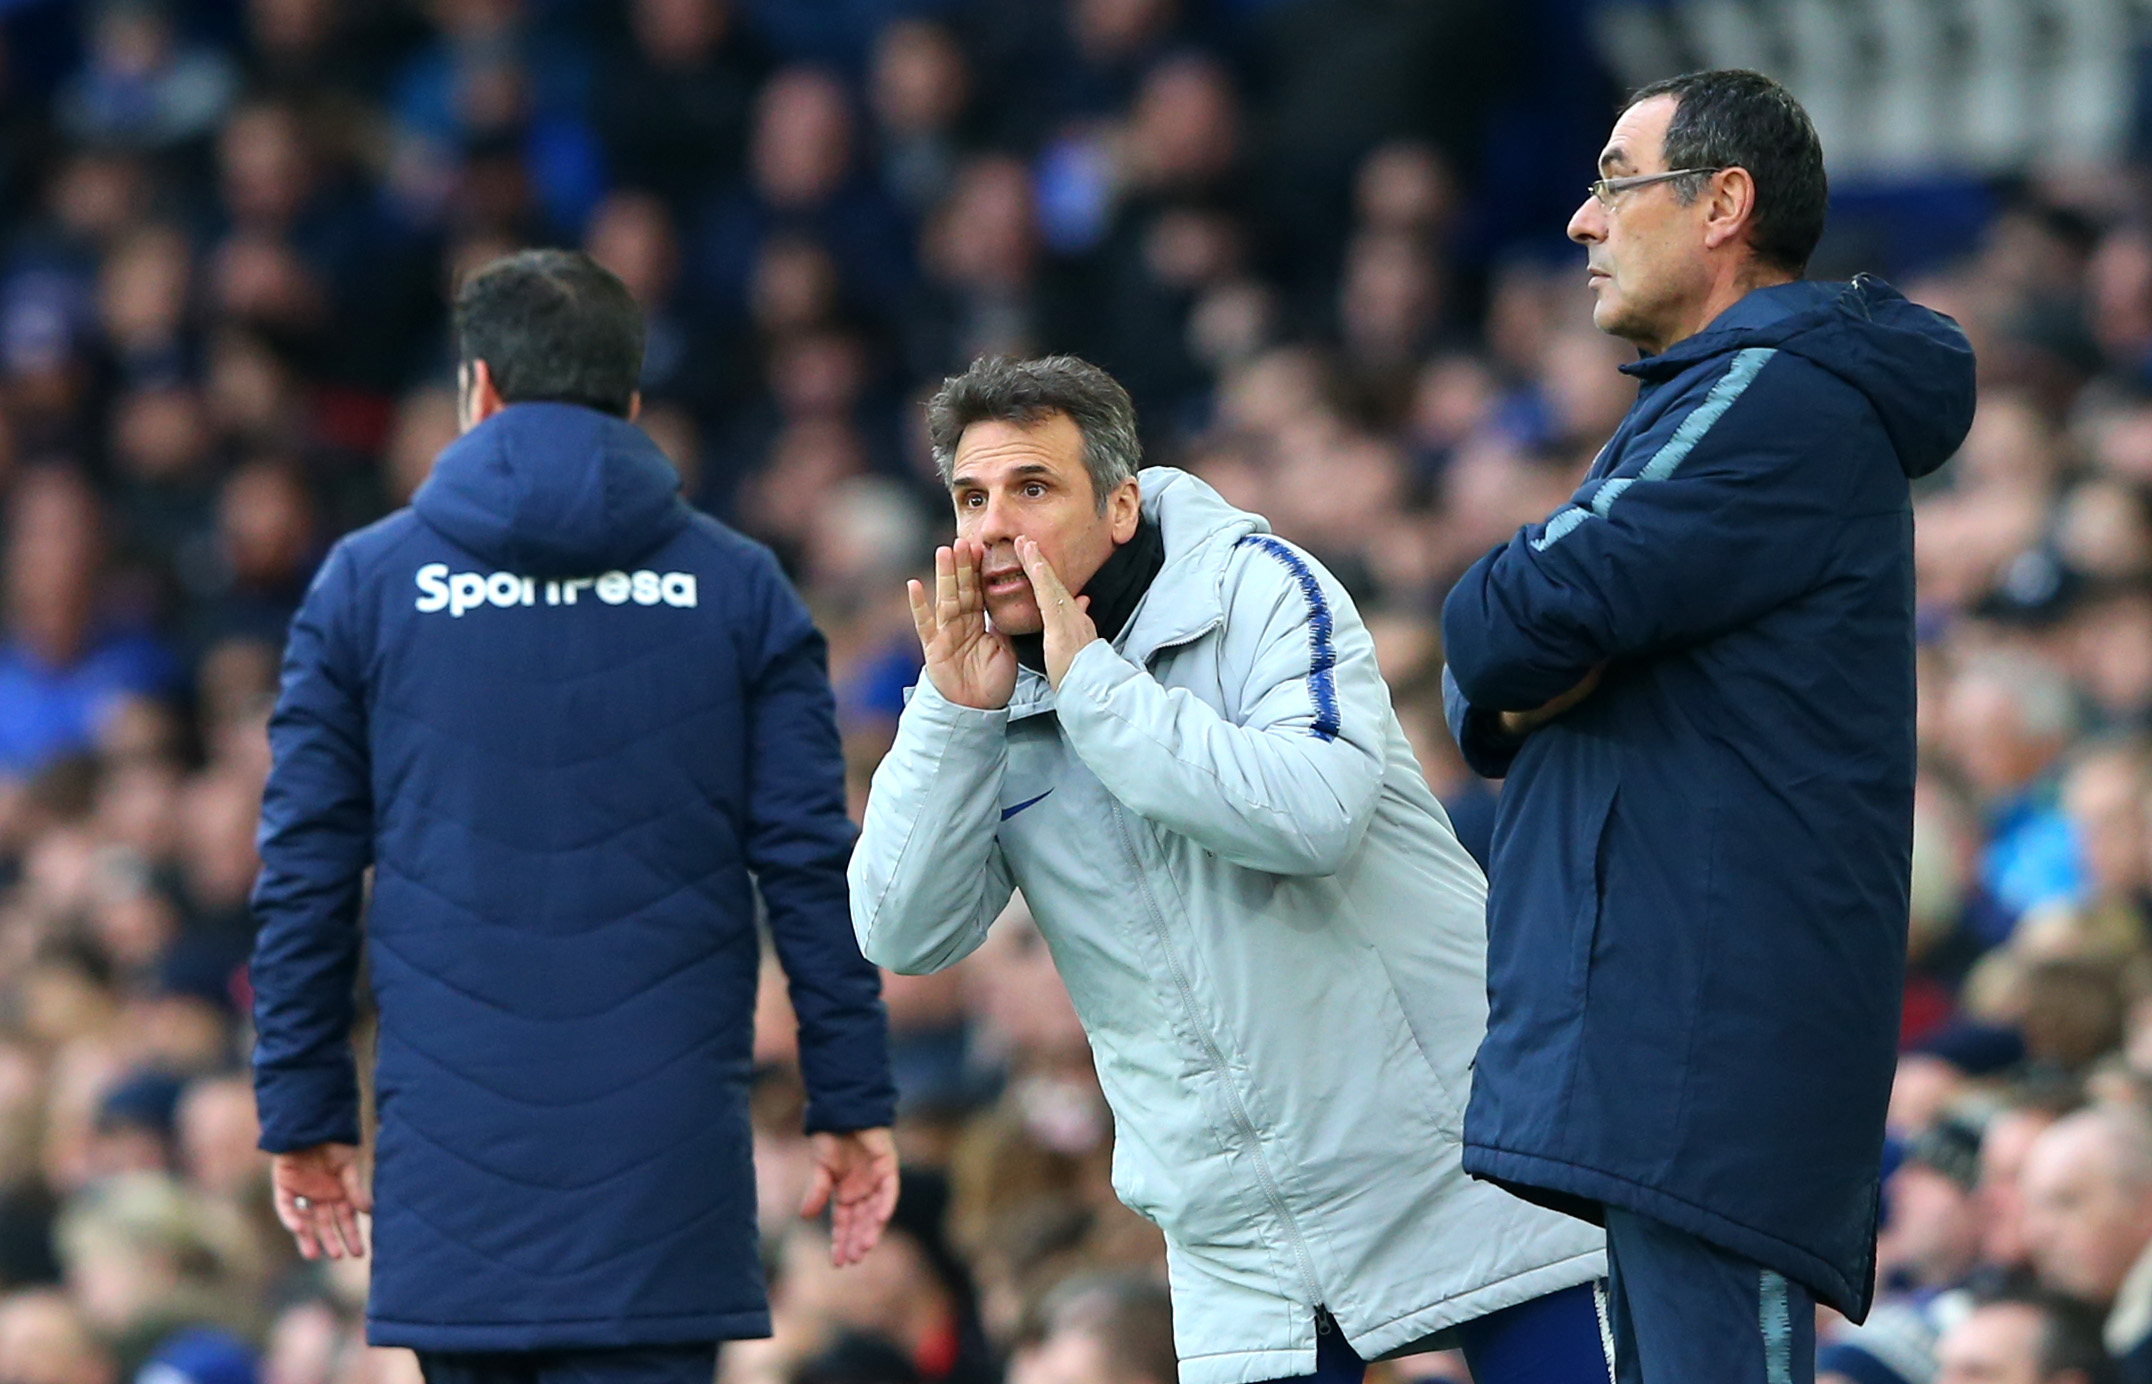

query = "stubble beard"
[[985, 588, 1042, 637]]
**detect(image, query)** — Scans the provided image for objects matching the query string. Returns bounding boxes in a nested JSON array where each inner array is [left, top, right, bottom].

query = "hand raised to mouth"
[[1015, 536, 1097, 690], [908, 538, 1017, 710]]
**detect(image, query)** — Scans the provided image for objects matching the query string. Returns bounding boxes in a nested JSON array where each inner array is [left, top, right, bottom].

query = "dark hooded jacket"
[[249, 403, 893, 1350], [1441, 278, 1975, 1319]]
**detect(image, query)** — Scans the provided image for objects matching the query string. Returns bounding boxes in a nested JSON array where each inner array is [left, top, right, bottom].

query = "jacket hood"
[[1126, 467, 1267, 648], [1625, 276, 1975, 479], [412, 403, 691, 574], [1006, 467, 1262, 719]]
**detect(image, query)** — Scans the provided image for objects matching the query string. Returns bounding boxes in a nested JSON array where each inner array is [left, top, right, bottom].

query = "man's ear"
[[1108, 477, 1141, 544], [459, 359, 507, 434], [1700, 166, 1759, 255]]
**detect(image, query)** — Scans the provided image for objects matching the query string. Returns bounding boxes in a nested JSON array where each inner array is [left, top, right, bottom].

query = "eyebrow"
[[1598, 146, 1634, 176], [950, 463, 1058, 489]]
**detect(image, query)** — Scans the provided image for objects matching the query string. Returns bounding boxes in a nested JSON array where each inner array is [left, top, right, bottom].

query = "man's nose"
[[1569, 197, 1605, 245], [972, 493, 1020, 547]]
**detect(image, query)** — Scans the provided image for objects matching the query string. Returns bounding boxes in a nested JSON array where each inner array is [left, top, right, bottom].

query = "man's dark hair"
[[1625, 69, 1828, 277], [452, 249, 643, 418], [925, 355, 1142, 512], [1970, 1288, 2120, 1384]]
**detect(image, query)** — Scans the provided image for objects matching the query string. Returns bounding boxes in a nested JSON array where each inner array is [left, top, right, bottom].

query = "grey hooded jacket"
[[851, 469, 1604, 1383]]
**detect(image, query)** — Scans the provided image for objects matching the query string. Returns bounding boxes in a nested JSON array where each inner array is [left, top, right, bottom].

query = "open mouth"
[[981, 570, 1030, 597]]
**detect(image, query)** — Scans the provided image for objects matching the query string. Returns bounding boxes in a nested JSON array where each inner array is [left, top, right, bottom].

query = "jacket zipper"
[[1109, 802, 1325, 1311]]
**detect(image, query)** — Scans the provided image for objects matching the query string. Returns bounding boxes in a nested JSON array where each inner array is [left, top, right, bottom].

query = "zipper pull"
[[1314, 1307, 1334, 1336]]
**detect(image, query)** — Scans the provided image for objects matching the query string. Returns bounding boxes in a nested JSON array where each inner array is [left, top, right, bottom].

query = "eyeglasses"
[[1586, 168, 1726, 208]]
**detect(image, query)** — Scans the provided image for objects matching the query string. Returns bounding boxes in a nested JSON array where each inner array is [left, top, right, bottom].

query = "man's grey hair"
[[925, 355, 1142, 512]]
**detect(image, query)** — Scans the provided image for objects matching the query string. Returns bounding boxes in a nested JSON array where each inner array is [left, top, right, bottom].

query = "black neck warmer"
[[1014, 513, 1166, 674]]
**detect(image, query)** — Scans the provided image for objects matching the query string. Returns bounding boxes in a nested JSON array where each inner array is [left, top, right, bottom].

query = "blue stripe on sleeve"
[[1236, 535, 1340, 742], [1530, 346, 1778, 552]]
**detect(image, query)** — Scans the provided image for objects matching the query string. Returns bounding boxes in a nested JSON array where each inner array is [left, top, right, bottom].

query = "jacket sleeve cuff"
[[253, 1063, 362, 1152], [905, 674, 1014, 732], [801, 1092, 899, 1136], [1444, 665, 1522, 780]]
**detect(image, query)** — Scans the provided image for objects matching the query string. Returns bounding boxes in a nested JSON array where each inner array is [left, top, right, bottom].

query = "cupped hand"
[[1013, 537, 1096, 689], [908, 540, 1017, 710]]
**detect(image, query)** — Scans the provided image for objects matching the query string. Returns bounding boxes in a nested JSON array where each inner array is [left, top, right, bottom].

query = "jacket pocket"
[[1568, 785, 1620, 1006]]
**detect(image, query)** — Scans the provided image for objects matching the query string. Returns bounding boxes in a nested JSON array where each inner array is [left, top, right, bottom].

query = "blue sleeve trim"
[[1531, 346, 1779, 552], [1236, 535, 1340, 742]]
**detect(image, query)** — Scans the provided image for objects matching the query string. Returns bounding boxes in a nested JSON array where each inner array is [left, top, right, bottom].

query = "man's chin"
[[985, 594, 1042, 637]]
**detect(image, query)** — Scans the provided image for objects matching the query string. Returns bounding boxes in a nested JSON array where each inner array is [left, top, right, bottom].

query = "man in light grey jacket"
[[851, 355, 1608, 1384]]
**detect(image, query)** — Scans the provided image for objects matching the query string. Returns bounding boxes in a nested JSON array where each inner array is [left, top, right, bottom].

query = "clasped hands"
[[907, 538, 1097, 709]]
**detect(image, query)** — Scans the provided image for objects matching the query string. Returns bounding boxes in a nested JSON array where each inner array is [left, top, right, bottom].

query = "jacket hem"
[[366, 1309, 771, 1351], [1462, 1142, 1866, 1319], [1176, 1346, 1312, 1384], [1355, 1249, 1607, 1359]]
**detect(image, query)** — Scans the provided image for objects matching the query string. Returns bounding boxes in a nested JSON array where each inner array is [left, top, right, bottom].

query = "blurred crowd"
[[1, 0, 2151, 1382]]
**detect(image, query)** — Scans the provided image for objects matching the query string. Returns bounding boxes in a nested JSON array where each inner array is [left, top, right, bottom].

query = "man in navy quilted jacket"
[[1443, 71, 1975, 1384], [247, 249, 898, 1383]]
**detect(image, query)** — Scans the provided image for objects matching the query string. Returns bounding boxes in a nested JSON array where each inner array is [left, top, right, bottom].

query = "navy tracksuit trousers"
[[1604, 1209, 1817, 1384]]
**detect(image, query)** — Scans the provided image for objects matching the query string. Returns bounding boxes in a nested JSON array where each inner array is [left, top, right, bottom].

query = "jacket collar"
[[1621, 280, 1834, 381], [1006, 468, 1265, 720]]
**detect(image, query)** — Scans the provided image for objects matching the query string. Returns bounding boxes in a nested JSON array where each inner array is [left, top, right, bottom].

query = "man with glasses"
[[1442, 70, 1977, 1383]]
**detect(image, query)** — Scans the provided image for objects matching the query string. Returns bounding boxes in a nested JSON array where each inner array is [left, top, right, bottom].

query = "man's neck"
[[1013, 513, 1165, 674], [1646, 263, 1798, 355]]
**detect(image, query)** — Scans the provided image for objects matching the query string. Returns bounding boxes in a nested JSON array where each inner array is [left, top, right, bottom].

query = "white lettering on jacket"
[[413, 563, 698, 617]]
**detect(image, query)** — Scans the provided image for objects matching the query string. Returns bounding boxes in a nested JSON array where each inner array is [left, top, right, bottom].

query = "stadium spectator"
[[592, 0, 767, 216], [1932, 1291, 2119, 1384], [2022, 1105, 2152, 1373], [1815, 1303, 1938, 1384], [1941, 652, 2084, 931], [1979, 1089, 2076, 1278], [1877, 1115, 1990, 1300], [0, 469, 177, 780], [1008, 1276, 1176, 1384], [0, 1289, 116, 1384]]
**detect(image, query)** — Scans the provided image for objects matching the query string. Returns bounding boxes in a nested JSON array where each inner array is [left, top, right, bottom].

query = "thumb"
[[340, 1158, 373, 1214], [799, 1158, 834, 1219]]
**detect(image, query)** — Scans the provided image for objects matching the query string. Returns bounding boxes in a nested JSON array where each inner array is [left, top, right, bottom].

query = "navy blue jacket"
[[1442, 278, 1974, 1320], [250, 403, 894, 1350]]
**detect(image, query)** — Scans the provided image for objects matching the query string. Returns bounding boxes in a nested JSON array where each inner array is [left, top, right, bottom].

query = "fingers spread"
[[333, 1203, 368, 1259]]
